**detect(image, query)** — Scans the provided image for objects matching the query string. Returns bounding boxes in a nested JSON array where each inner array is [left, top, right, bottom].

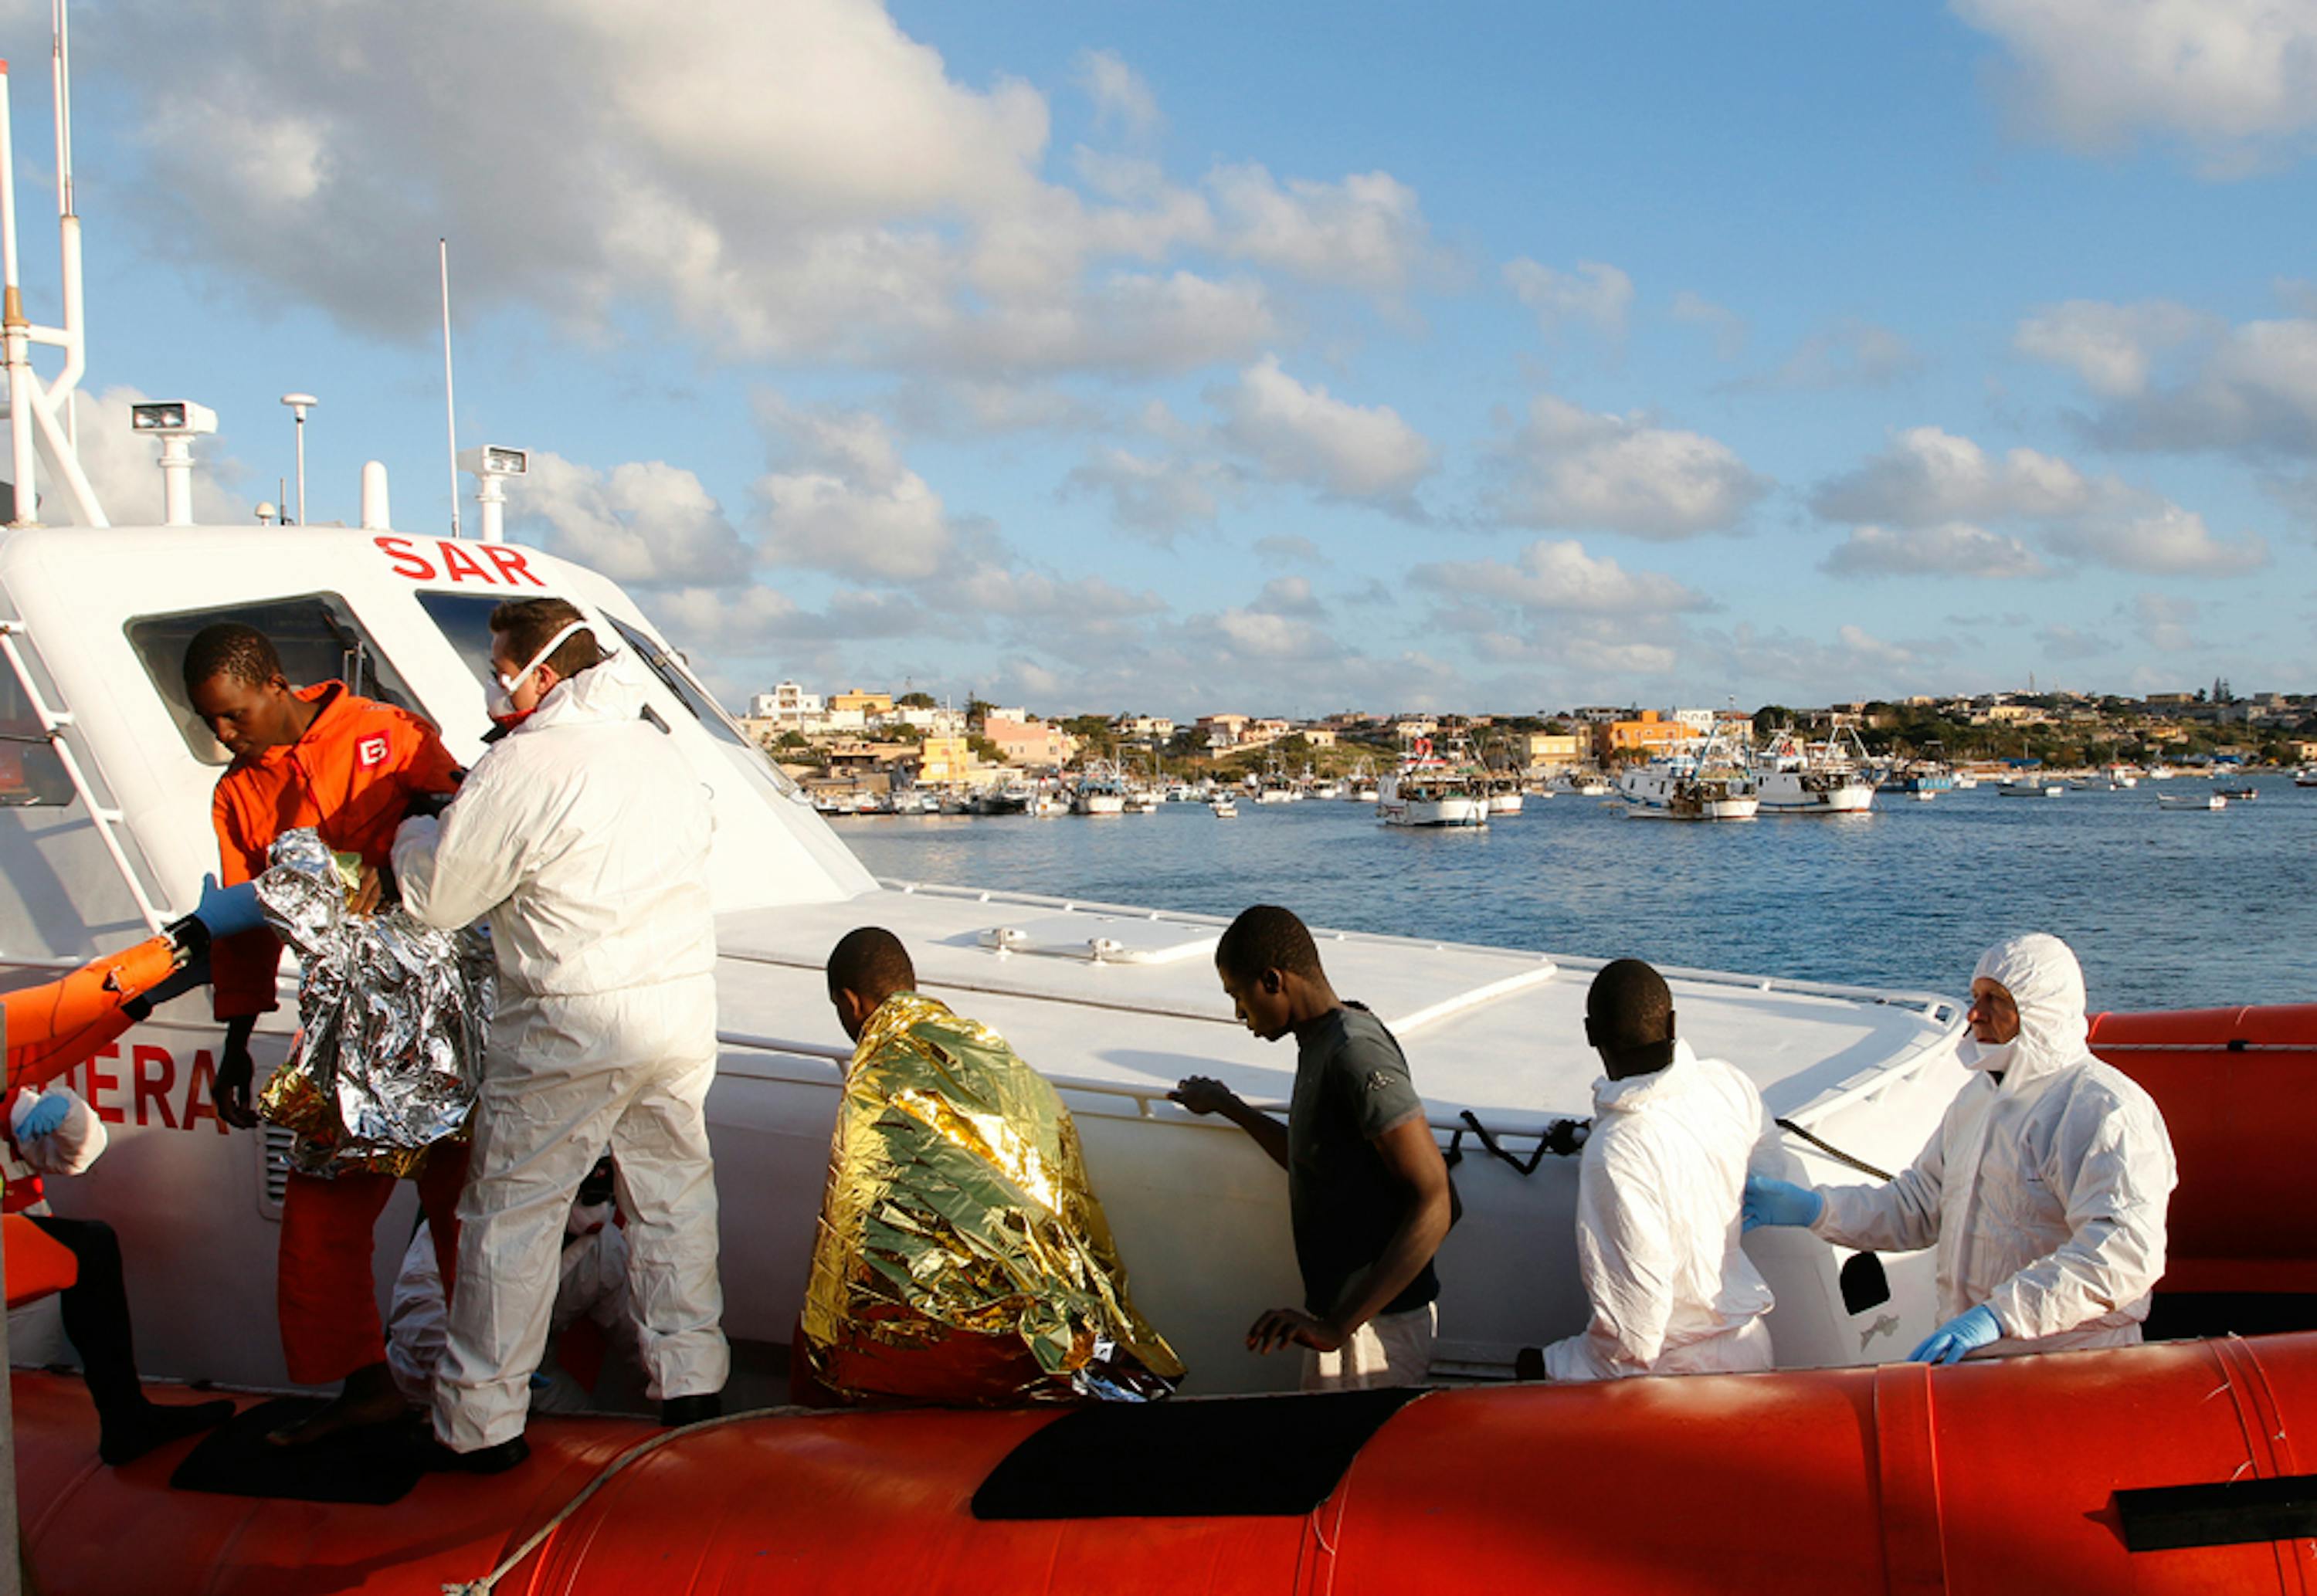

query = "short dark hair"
[[489, 597, 602, 679], [1588, 958, 1674, 1056], [827, 927, 915, 1005], [1215, 904, 1324, 983], [182, 623, 283, 693]]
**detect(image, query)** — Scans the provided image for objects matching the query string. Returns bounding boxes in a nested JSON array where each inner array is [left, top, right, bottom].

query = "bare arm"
[[1247, 1114, 1453, 1356], [1319, 1116, 1453, 1337], [1169, 1075, 1289, 1170]]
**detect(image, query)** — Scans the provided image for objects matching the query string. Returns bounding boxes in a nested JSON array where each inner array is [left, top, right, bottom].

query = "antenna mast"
[[439, 237, 460, 537]]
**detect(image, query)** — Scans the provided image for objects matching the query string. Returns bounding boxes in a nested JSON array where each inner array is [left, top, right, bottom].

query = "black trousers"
[[24, 1215, 143, 1414]]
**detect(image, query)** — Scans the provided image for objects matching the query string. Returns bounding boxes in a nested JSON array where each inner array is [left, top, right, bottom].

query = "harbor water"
[[843, 777, 2313, 1013]]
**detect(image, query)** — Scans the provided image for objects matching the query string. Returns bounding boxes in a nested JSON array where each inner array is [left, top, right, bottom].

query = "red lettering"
[[483, 546, 547, 588], [438, 541, 491, 584], [132, 1045, 178, 1130], [87, 1045, 122, 1124], [182, 1051, 225, 1135], [374, 535, 437, 581]]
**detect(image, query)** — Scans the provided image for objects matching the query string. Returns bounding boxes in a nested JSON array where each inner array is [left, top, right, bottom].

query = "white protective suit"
[[1543, 1040, 1779, 1381], [394, 649, 727, 1451], [1813, 932, 2176, 1357], [388, 1201, 639, 1412]]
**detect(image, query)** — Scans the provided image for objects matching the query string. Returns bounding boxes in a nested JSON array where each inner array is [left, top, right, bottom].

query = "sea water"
[[842, 777, 2312, 1011]]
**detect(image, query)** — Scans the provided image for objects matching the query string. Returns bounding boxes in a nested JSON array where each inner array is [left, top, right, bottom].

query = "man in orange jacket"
[[185, 622, 466, 1446]]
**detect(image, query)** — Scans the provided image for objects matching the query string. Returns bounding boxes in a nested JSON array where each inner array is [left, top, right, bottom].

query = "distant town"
[[738, 679, 2317, 801]]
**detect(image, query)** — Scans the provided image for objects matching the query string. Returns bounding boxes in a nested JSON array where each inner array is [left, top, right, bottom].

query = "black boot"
[[660, 1392, 722, 1427], [98, 1397, 237, 1466], [409, 1430, 531, 1474]]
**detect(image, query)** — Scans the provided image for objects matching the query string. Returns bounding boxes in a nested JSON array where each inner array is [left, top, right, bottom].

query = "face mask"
[[486, 620, 590, 727], [1960, 1035, 2017, 1074]]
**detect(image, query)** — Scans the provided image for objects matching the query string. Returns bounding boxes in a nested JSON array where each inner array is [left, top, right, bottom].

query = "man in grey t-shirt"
[[1172, 905, 1454, 1390]]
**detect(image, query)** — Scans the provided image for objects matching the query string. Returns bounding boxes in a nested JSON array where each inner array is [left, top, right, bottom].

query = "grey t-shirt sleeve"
[[1335, 1018, 1427, 1141]]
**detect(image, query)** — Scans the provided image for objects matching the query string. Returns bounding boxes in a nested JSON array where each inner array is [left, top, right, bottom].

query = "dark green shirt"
[[1287, 1004, 1441, 1319]]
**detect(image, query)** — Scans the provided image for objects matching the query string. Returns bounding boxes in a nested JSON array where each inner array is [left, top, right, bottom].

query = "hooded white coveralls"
[[1813, 932, 2176, 1357], [395, 651, 728, 1449], [1543, 1040, 1779, 1381]]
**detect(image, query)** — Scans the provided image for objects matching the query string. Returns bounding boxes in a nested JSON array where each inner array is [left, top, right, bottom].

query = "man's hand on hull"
[[1247, 1306, 1344, 1356]]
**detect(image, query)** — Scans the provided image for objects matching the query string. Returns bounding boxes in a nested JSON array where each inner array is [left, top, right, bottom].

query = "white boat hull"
[[1381, 795, 1488, 827], [1486, 793, 1523, 815]]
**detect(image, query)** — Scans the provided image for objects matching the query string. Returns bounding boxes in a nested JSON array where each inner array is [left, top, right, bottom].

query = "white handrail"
[[0, 622, 166, 934]]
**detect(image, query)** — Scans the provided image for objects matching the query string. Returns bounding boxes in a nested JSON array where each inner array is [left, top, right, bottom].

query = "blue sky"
[[17, 0, 2317, 716]]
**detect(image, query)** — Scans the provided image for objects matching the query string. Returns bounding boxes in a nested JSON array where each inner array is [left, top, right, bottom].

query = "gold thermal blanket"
[[800, 992, 1183, 1405]]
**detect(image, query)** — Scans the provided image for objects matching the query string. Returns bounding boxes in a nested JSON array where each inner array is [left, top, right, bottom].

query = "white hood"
[[1959, 931, 2091, 1085], [521, 649, 655, 734]]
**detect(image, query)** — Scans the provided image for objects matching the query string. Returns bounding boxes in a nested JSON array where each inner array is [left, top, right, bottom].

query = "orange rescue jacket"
[[209, 682, 460, 1018]]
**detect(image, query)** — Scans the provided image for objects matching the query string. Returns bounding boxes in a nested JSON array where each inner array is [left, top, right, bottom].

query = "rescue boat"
[[2, 10, 2314, 1590]]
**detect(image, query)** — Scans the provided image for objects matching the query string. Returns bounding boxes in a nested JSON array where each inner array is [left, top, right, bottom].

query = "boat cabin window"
[[599, 614, 802, 797], [127, 595, 423, 766], [0, 667, 71, 806], [419, 595, 800, 798]]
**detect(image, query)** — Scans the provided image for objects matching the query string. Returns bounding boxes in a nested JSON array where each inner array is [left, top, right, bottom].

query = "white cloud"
[[1752, 317, 1922, 391], [1060, 446, 1241, 540], [752, 402, 958, 580], [1812, 426, 2090, 527], [1411, 538, 1713, 615], [2041, 498, 2268, 574], [2014, 299, 2210, 397], [1075, 49, 1161, 141], [2081, 316, 2317, 456], [1953, 0, 2317, 174], [1671, 290, 1749, 359], [1505, 259, 1634, 337], [1249, 575, 1327, 618], [1488, 395, 1769, 538], [1813, 425, 2265, 575], [1207, 164, 1440, 293], [1823, 523, 2051, 579], [2037, 622, 2116, 660], [97, 0, 1423, 375], [2132, 591, 2200, 652], [513, 452, 748, 586], [1211, 355, 1437, 507]]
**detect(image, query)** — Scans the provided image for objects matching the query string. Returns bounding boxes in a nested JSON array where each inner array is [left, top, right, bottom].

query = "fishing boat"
[[974, 781, 1033, 815], [1614, 730, 1759, 820], [1752, 727, 1876, 815], [1208, 794, 1237, 818], [1880, 745, 1956, 799], [2158, 792, 2227, 812], [1998, 778, 2064, 798], [1071, 761, 1128, 815], [4, 19, 2310, 1590], [2214, 782, 2258, 801], [1376, 740, 1488, 827], [2295, 765, 2317, 788]]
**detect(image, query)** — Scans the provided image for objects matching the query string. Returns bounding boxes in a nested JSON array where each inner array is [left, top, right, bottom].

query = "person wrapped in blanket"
[[797, 927, 1183, 1405]]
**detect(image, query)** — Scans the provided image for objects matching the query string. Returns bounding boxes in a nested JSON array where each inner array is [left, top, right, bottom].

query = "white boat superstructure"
[[1752, 728, 1876, 815], [1377, 740, 1488, 828], [0, 53, 1970, 1405], [1073, 762, 1128, 815], [1616, 732, 1759, 820]]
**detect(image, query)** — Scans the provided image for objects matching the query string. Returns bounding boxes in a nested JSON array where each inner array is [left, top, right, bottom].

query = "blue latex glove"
[[1908, 1304, 2002, 1364], [15, 1093, 70, 1140], [1742, 1174, 1824, 1232], [190, 876, 266, 940]]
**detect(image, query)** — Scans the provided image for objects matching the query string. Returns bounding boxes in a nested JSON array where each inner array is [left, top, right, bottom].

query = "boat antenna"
[[439, 237, 461, 537]]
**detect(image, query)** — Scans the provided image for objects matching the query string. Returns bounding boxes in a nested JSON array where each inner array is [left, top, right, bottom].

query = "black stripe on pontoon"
[[2115, 1473, 2317, 1551], [972, 1387, 1427, 1520]]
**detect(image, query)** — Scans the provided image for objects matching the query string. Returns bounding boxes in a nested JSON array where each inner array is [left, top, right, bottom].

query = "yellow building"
[[915, 734, 977, 784], [829, 687, 895, 717], [1524, 732, 1582, 768]]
